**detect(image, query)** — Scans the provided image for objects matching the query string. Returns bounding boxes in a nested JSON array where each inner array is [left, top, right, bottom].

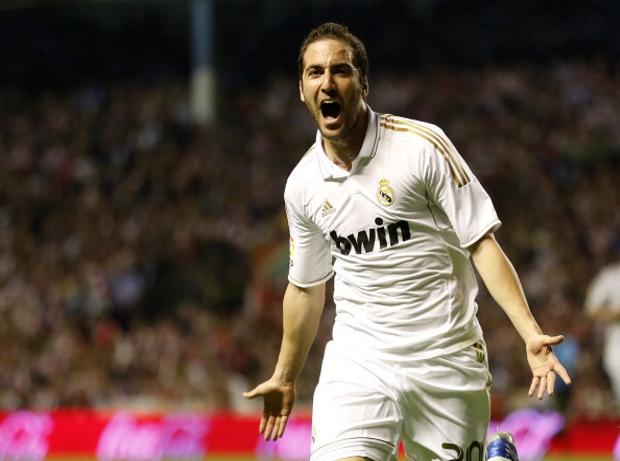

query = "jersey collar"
[[316, 105, 379, 180]]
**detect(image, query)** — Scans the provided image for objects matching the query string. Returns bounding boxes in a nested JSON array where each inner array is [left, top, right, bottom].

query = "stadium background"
[[0, 0, 620, 459]]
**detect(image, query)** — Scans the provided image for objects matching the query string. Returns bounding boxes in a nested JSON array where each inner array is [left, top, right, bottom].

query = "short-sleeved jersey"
[[585, 262, 620, 352], [284, 107, 501, 360]]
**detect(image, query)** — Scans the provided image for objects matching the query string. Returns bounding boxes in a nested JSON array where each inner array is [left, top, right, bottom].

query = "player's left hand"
[[525, 334, 572, 399]]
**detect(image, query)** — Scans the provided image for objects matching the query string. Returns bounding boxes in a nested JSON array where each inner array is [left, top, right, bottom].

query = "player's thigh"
[[400, 341, 491, 461], [310, 342, 401, 461]]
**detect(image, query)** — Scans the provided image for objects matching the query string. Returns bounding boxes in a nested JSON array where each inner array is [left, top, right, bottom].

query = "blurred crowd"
[[0, 58, 619, 421]]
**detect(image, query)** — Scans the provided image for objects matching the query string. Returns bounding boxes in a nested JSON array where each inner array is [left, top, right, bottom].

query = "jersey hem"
[[462, 219, 502, 248], [288, 270, 334, 288]]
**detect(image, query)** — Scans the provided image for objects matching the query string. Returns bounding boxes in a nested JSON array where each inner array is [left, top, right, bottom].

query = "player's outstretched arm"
[[470, 232, 572, 398], [243, 282, 326, 440]]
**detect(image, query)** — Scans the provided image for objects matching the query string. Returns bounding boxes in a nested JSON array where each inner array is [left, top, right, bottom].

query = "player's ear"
[[299, 80, 305, 102], [361, 77, 369, 98]]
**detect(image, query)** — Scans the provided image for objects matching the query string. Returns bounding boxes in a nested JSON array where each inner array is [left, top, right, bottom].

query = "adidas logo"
[[321, 201, 336, 217]]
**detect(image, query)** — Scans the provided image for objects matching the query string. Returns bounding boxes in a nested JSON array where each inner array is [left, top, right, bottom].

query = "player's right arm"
[[243, 281, 326, 441], [469, 232, 571, 399]]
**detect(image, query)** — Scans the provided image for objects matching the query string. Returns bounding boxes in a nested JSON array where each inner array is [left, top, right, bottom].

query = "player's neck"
[[323, 108, 368, 172], [325, 143, 357, 172]]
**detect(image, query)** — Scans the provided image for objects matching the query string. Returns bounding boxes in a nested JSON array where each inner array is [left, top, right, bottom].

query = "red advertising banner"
[[0, 409, 618, 460]]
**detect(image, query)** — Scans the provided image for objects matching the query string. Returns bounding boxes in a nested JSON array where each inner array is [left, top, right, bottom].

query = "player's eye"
[[333, 66, 352, 75]]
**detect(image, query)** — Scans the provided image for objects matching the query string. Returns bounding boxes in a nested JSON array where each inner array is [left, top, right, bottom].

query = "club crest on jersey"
[[376, 178, 395, 206]]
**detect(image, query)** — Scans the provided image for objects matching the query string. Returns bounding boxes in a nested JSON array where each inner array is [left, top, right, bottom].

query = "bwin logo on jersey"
[[330, 218, 411, 255]]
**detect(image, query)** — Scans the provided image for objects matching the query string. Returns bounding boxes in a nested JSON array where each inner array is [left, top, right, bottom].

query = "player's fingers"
[[546, 372, 556, 396], [555, 363, 572, 385], [258, 415, 268, 434], [528, 376, 539, 397], [263, 414, 277, 441], [537, 376, 547, 400], [545, 334, 565, 346], [243, 382, 269, 400], [276, 415, 289, 439]]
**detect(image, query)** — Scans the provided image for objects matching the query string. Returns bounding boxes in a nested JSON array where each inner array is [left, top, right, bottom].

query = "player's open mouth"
[[321, 101, 341, 122]]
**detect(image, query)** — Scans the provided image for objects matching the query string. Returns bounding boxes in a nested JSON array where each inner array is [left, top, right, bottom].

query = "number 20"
[[442, 440, 484, 461]]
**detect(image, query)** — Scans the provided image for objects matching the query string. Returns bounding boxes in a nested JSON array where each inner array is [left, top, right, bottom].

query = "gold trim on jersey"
[[379, 115, 472, 188], [303, 144, 317, 158], [472, 340, 486, 364], [472, 340, 493, 388]]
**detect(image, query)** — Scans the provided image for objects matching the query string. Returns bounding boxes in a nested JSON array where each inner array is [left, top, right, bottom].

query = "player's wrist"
[[272, 367, 298, 386]]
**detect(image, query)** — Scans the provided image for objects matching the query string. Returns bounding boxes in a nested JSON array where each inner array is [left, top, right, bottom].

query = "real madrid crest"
[[376, 177, 395, 206]]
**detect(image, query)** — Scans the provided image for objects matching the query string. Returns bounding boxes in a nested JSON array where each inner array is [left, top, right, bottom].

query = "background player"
[[584, 242, 620, 412]]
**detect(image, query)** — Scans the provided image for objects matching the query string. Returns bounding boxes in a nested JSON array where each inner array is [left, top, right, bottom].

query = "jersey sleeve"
[[422, 125, 501, 247], [284, 184, 334, 288]]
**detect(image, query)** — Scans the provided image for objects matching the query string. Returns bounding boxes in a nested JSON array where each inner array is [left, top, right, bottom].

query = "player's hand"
[[525, 334, 572, 399], [243, 377, 296, 441]]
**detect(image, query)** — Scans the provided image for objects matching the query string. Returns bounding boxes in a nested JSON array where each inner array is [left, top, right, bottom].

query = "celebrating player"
[[244, 22, 571, 461]]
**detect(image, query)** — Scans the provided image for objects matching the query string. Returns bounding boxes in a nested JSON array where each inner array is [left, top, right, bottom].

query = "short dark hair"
[[297, 22, 369, 85]]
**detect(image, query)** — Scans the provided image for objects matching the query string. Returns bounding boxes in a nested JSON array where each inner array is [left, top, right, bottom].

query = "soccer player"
[[244, 22, 571, 461], [584, 243, 620, 410]]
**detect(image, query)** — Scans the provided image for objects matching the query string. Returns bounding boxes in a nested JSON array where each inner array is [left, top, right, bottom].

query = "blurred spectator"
[[0, 60, 619, 418]]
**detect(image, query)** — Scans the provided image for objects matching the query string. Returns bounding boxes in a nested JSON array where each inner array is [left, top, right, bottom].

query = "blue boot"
[[486, 431, 519, 461]]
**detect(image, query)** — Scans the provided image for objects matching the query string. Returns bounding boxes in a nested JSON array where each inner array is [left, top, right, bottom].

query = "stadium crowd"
[[0, 59, 619, 421]]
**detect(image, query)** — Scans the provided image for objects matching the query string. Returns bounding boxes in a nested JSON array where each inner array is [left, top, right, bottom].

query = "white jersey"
[[285, 107, 501, 360], [585, 262, 620, 360]]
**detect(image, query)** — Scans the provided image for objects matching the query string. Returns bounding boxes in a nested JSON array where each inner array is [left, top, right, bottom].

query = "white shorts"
[[310, 340, 492, 461]]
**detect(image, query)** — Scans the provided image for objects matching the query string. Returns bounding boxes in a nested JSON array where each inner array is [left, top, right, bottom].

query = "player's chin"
[[319, 122, 344, 139]]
